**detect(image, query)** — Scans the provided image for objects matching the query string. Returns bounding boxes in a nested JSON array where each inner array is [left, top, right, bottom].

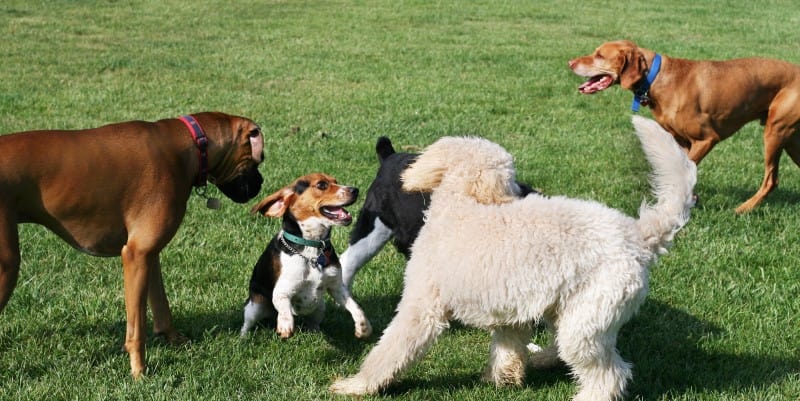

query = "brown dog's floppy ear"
[[250, 187, 295, 217], [619, 45, 646, 90]]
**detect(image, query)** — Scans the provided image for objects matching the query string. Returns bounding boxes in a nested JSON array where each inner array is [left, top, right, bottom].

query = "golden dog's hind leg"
[[483, 325, 533, 386], [0, 214, 21, 312], [736, 123, 794, 213], [737, 97, 800, 213]]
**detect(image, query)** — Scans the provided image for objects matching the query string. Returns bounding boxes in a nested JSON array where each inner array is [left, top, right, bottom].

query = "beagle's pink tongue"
[[578, 75, 613, 94], [322, 206, 352, 223]]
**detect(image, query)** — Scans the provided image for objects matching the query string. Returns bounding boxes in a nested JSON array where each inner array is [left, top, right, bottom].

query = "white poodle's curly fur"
[[330, 116, 697, 401]]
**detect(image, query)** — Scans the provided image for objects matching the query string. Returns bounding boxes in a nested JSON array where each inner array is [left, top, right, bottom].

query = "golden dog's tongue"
[[579, 75, 613, 94]]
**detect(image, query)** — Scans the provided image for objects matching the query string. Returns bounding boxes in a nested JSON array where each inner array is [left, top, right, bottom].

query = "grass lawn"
[[0, 0, 798, 400]]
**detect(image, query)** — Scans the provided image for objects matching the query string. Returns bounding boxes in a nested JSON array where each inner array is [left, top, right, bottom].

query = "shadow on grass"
[[312, 297, 799, 399], [6, 292, 795, 398], [620, 299, 799, 400], [696, 183, 800, 211]]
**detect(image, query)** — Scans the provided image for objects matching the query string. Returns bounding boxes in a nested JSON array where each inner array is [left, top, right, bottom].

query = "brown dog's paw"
[[154, 330, 190, 346]]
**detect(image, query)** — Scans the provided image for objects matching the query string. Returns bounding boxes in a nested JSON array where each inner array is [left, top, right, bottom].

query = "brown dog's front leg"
[[121, 243, 151, 378], [0, 215, 21, 312]]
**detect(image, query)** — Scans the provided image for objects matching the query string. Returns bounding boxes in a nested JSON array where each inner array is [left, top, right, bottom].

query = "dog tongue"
[[324, 206, 352, 222], [578, 75, 613, 94]]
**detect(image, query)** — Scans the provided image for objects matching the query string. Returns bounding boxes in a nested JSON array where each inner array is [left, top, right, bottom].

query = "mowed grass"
[[0, 1, 799, 400]]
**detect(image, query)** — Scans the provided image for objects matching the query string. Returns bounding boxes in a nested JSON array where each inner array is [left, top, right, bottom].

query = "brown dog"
[[0, 112, 265, 377], [569, 39, 800, 213]]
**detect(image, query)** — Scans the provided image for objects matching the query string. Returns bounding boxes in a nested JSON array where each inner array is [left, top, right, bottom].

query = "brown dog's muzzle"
[[216, 165, 264, 203]]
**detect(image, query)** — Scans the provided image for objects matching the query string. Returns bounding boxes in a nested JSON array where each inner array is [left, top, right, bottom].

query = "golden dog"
[[570, 40, 800, 213]]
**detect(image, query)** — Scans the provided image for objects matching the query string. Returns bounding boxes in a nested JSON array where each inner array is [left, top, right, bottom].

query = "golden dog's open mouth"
[[321, 205, 353, 225], [578, 74, 614, 94]]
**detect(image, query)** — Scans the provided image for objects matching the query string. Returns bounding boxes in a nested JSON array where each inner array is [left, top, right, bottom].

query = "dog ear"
[[401, 144, 448, 192], [468, 169, 516, 205], [619, 45, 646, 90], [250, 187, 295, 217]]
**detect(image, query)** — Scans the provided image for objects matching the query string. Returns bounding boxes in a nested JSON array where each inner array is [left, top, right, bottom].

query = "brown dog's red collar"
[[178, 115, 208, 187]]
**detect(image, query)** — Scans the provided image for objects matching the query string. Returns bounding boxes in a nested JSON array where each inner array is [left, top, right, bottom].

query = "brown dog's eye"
[[316, 181, 329, 190]]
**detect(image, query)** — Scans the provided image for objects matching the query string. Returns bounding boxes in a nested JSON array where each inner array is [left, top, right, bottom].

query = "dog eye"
[[316, 181, 329, 190]]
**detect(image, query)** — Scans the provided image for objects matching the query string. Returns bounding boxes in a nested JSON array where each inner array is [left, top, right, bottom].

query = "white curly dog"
[[329, 116, 697, 401]]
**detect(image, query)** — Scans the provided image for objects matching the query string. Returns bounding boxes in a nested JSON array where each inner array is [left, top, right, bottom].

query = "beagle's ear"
[[619, 45, 646, 90], [250, 187, 296, 217]]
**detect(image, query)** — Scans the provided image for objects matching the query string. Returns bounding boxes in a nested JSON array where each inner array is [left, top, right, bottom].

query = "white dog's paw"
[[355, 319, 372, 339], [526, 342, 543, 354], [528, 343, 562, 369], [329, 376, 372, 395], [276, 314, 295, 339]]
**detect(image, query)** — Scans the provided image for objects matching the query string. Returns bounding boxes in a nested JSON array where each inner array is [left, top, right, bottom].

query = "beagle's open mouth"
[[578, 74, 614, 94], [321, 205, 353, 225]]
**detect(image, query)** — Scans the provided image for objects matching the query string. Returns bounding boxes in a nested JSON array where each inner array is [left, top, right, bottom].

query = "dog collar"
[[280, 230, 333, 268], [631, 53, 662, 113], [178, 115, 209, 187], [281, 230, 330, 250]]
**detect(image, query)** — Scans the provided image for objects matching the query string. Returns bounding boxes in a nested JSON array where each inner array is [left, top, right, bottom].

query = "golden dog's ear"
[[250, 187, 296, 217], [619, 45, 646, 90], [468, 169, 516, 205], [401, 143, 449, 193]]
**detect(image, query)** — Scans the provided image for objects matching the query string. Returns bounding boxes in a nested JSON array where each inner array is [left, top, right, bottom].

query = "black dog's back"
[[349, 137, 426, 257], [349, 137, 537, 259]]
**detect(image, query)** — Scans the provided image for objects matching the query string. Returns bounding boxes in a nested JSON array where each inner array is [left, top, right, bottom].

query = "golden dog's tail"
[[633, 116, 697, 255]]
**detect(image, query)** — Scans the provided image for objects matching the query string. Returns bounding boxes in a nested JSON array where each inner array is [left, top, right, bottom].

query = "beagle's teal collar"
[[281, 230, 330, 250]]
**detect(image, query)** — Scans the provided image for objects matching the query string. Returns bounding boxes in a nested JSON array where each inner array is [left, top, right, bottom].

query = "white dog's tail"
[[633, 116, 697, 255]]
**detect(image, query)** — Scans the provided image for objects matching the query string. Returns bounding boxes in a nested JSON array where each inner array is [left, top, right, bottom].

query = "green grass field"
[[1, 1, 799, 400]]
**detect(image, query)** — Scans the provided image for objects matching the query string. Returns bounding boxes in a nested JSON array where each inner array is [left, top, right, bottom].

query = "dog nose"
[[568, 59, 577, 69], [349, 187, 359, 198]]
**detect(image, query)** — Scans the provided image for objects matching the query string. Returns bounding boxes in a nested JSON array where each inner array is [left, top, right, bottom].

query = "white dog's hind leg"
[[557, 308, 634, 401], [329, 296, 448, 395], [482, 325, 532, 386]]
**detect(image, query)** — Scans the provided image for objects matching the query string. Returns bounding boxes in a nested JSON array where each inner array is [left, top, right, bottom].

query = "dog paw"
[[130, 365, 146, 380], [159, 331, 189, 346], [329, 376, 372, 395], [528, 344, 563, 369], [277, 314, 295, 339], [355, 319, 372, 339]]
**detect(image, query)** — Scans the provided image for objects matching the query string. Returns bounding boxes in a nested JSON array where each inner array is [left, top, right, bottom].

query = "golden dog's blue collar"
[[632, 53, 662, 113]]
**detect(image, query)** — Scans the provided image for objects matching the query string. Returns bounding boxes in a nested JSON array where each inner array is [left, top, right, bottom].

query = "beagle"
[[240, 173, 372, 339]]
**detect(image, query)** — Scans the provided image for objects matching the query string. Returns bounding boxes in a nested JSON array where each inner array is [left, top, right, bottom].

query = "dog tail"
[[632, 116, 697, 255], [376, 136, 396, 163]]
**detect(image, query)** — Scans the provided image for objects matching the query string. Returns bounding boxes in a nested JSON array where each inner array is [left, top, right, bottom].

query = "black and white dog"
[[339, 137, 537, 291]]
